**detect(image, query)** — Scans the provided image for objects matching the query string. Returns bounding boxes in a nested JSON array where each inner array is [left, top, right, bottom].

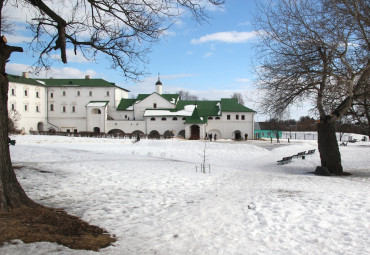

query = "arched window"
[[50, 104, 54, 111], [182, 117, 186, 120], [161, 117, 167, 121], [215, 117, 220, 120], [208, 117, 213, 120], [172, 117, 178, 121], [151, 117, 156, 121], [92, 108, 101, 114]]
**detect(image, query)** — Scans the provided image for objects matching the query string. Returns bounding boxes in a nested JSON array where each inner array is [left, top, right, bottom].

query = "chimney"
[[22, 72, 29, 78], [85, 75, 90, 79]]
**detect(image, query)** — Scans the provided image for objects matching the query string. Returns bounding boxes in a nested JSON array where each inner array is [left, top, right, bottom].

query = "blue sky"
[[5, 0, 311, 121]]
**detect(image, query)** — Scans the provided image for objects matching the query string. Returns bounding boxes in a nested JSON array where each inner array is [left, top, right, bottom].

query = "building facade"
[[8, 73, 255, 139]]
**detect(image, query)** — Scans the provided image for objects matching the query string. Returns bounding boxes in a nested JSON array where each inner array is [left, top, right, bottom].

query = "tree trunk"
[[317, 117, 343, 175], [0, 41, 37, 212]]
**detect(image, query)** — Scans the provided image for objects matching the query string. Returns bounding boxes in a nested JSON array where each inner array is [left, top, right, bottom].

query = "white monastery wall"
[[8, 81, 48, 133], [134, 94, 175, 121]]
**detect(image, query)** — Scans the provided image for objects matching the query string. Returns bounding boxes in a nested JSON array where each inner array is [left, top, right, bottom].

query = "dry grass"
[[0, 206, 116, 251]]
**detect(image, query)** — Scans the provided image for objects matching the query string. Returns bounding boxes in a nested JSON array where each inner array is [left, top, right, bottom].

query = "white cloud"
[[6, 63, 97, 79], [236, 78, 251, 83], [238, 21, 251, 26], [204, 52, 213, 58], [191, 31, 258, 44], [50, 49, 90, 63], [6, 63, 31, 76], [5, 34, 33, 44]]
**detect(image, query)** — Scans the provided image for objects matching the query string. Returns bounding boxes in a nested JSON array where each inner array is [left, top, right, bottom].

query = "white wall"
[[206, 112, 254, 139], [8, 82, 48, 133], [106, 120, 146, 133], [146, 116, 185, 135], [47, 86, 116, 131], [108, 109, 134, 120], [114, 87, 128, 107], [134, 94, 175, 120]]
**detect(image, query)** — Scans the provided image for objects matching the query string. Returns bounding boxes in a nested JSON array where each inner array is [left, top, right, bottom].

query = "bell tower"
[[155, 73, 162, 95]]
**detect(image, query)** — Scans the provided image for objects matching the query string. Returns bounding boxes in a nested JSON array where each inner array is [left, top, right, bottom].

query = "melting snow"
[[2, 135, 370, 255]]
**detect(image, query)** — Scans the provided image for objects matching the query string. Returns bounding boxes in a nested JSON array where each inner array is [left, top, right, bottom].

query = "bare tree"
[[254, 0, 369, 175], [8, 110, 20, 133], [347, 77, 370, 136], [0, 0, 224, 211], [231, 92, 245, 105], [178, 90, 199, 100]]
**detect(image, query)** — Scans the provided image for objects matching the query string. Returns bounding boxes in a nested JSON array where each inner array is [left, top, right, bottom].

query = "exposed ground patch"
[[0, 206, 116, 251]]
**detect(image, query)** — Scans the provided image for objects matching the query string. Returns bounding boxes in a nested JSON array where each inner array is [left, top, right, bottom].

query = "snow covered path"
[[1, 136, 370, 254]]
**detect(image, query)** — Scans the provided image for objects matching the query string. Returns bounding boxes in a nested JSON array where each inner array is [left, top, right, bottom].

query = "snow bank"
[[2, 135, 369, 255]]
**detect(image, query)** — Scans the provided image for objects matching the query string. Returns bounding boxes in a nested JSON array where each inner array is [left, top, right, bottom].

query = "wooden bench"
[[307, 149, 316, 154], [293, 151, 306, 158], [277, 156, 293, 165]]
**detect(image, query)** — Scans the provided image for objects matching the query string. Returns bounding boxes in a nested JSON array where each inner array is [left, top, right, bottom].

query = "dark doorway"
[[164, 130, 174, 138], [178, 130, 185, 138], [149, 130, 160, 139], [94, 127, 100, 133], [108, 129, 125, 135], [234, 130, 242, 140], [37, 122, 44, 131], [190, 125, 200, 140]]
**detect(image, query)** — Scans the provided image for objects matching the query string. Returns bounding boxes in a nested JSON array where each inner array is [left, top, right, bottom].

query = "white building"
[[8, 73, 255, 139]]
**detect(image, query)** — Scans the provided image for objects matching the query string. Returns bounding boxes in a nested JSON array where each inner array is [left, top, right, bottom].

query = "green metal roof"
[[175, 100, 220, 117], [184, 106, 207, 124], [8, 75, 129, 91], [220, 98, 255, 112], [117, 98, 136, 110], [86, 100, 110, 106], [8, 75, 45, 86], [136, 94, 150, 101], [135, 93, 179, 104], [37, 78, 117, 87], [161, 94, 179, 103]]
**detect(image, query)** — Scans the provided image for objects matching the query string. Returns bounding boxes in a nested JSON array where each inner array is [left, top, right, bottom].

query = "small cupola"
[[155, 79, 162, 86], [155, 73, 162, 95]]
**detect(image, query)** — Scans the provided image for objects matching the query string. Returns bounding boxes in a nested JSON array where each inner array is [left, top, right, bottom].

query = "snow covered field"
[[2, 135, 370, 255]]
